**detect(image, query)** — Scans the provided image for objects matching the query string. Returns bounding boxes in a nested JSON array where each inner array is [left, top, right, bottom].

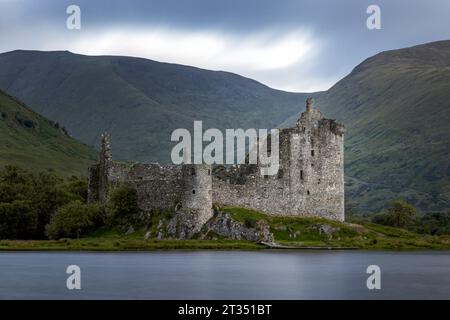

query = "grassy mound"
[[222, 207, 450, 249], [1, 207, 449, 251]]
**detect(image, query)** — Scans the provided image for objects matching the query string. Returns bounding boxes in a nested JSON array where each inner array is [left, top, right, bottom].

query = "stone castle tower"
[[212, 97, 345, 221], [87, 133, 112, 203], [88, 98, 345, 227], [181, 164, 213, 226]]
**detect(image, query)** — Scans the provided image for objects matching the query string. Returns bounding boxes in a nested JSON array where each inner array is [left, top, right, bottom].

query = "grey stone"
[[317, 224, 339, 239], [201, 212, 274, 243], [87, 98, 345, 239], [212, 98, 345, 221], [125, 225, 135, 235]]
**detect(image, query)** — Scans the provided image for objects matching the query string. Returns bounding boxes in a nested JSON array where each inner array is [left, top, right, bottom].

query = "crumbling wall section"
[[107, 162, 185, 215], [212, 99, 345, 221]]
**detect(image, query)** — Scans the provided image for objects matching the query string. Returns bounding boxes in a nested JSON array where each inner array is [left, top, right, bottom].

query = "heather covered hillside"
[[0, 89, 97, 176]]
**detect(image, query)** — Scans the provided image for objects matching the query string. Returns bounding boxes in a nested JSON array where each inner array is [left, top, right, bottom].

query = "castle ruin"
[[88, 98, 345, 233]]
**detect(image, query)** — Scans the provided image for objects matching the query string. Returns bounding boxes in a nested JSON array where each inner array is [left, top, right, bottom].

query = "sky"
[[1, 0, 450, 92]]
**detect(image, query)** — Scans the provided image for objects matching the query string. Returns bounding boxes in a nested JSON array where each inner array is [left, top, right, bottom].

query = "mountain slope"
[[282, 40, 450, 213], [1, 42, 449, 213], [0, 50, 307, 163], [0, 89, 97, 176]]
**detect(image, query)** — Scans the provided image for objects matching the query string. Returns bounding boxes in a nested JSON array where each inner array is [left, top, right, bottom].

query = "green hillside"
[[0, 42, 449, 213], [282, 40, 450, 213], [0, 89, 97, 176], [0, 50, 307, 163]]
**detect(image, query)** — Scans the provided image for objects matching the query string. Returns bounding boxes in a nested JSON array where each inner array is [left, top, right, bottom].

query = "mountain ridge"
[[0, 40, 449, 212], [0, 49, 308, 162], [282, 40, 450, 213]]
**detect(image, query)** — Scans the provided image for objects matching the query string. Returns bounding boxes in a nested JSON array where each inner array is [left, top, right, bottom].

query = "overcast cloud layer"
[[1, 0, 450, 92]]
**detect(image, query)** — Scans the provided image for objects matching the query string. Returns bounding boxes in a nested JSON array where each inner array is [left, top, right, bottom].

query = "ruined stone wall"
[[212, 102, 345, 221], [105, 162, 185, 214], [88, 99, 345, 224], [88, 156, 214, 219], [212, 131, 296, 217], [87, 133, 112, 203], [87, 164, 100, 203]]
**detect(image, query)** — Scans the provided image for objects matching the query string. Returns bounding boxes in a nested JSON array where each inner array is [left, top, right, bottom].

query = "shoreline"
[[1, 239, 449, 252]]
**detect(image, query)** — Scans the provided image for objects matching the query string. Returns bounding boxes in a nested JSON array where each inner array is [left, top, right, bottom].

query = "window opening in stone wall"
[[277, 169, 284, 179], [192, 189, 195, 194], [300, 170, 304, 180]]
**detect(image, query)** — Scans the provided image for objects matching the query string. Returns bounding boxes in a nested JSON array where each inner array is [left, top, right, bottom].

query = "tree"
[[46, 201, 104, 239], [417, 212, 450, 235], [386, 200, 417, 228], [63, 176, 89, 202], [0, 200, 38, 239], [0, 166, 104, 239], [107, 185, 140, 226], [0, 166, 34, 203], [31, 170, 71, 238]]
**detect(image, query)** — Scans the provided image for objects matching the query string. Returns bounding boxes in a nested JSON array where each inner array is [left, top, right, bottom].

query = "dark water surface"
[[0, 250, 448, 299]]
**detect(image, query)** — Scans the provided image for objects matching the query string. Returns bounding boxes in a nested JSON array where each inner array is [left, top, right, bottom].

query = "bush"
[[0, 200, 38, 239], [386, 200, 417, 228], [372, 200, 417, 228], [415, 212, 450, 235], [31, 170, 74, 238], [244, 217, 257, 228], [46, 201, 105, 239], [62, 176, 89, 202], [107, 185, 141, 226]]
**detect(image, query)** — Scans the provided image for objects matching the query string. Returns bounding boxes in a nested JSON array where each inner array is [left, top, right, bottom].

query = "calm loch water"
[[0, 250, 449, 299]]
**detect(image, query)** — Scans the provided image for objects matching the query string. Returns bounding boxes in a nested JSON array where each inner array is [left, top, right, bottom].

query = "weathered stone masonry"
[[88, 98, 345, 229], [88, 139, 214, 233], [212, 98, 345, 221]]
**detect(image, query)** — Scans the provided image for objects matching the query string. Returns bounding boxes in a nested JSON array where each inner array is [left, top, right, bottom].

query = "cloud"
[[2, 0, 450, 92], [68, 26, 317, 73], [12, 25, 323, 91]]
